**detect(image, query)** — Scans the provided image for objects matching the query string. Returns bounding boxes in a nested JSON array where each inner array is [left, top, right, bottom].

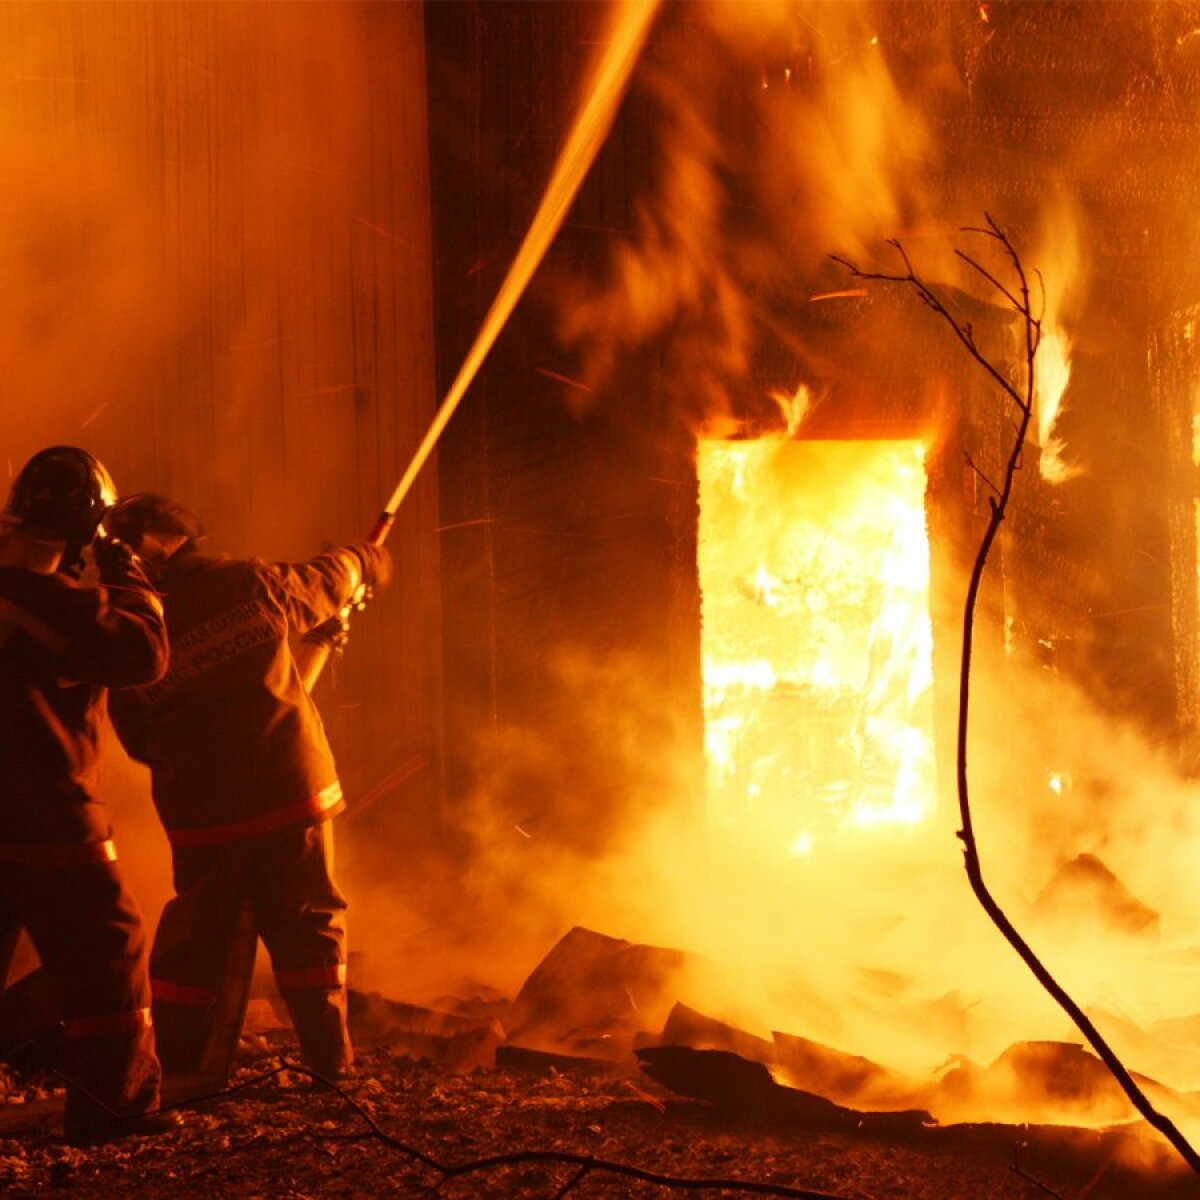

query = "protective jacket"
[[109, 547, 364, 846], [0, 555, 167, 853], [0, 547, 168, 1134]]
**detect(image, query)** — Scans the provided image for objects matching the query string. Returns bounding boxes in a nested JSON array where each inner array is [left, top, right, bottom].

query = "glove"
[[302, 611, 352, 652], [92, 535, 138, 578], [349, 543, 392, 593]]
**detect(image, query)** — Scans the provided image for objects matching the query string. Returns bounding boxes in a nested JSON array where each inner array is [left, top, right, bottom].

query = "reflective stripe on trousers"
[[64, 1006, 152, 1039], [274, 962, 346, 990]]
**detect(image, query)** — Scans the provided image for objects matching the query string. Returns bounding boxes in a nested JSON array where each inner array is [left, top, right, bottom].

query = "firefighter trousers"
[[150, 820, 351, 1078], [0, 858, 161, 1131]]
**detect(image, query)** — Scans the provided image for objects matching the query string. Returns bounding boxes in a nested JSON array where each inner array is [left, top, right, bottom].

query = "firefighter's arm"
[[57, 537, 170, 688], [263, 544, 391, 634]]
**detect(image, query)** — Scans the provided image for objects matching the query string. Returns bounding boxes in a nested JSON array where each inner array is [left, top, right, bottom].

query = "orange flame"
[[1035, 326, 1078, 484], [769, 382, 811, 436]]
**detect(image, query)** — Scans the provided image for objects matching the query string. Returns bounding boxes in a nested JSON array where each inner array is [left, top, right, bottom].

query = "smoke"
[[0, 43, 177, 473], [552, 0, 973, 421], [370, 606, 1200, 1142], [0, 3, 413, 552]]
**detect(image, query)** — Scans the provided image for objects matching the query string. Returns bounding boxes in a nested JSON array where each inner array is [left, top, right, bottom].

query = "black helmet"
[[106, 492, 205, 549], [5, 446, 117, 546]]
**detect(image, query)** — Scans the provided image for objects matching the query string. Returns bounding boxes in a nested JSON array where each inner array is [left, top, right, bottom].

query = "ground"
[[1, 1037, 1196, 1199]]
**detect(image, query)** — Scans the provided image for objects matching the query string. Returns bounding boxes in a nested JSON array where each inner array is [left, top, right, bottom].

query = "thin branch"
[[552, 1162, 594, 1198], [834, 220, 1200, 1177], [1011, 1146, 1068, 1199], [830, 249, 1029, 416], [963, 452, 1002, 499], [954, 248, 1022, 314]]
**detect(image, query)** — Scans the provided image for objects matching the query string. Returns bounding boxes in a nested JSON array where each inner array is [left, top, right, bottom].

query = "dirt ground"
[[1, 1035, 1196, 1200]]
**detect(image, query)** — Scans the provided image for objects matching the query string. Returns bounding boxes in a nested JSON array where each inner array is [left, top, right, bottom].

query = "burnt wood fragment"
[[1034, 854, 1160, 939], [772, 1031, 926, 1112], [635, 1045, 933, 1135], [505, 926, 696, 1057], [496, 1044, 625, 1077], [659, 1002, 775, 1064]]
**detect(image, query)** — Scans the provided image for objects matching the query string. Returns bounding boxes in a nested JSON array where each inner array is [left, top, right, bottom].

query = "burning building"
[[5, 0, 1200, 1172]]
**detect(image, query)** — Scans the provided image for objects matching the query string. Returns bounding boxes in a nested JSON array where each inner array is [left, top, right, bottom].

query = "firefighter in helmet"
[[0, 446, 177, 1144], [106, 493, 390, 1083]]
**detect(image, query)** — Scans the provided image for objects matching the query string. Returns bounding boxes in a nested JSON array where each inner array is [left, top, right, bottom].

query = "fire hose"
[[293, 0, 659, 694]]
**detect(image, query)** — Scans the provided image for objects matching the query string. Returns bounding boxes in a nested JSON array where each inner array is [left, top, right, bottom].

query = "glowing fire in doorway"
[[698, 437, 936, 850]]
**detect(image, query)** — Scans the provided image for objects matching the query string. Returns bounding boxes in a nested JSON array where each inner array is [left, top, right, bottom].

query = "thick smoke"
[[553, 0, 969, 422]]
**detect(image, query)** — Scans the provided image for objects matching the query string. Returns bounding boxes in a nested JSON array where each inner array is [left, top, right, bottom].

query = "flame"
[[1035, 326, 1078, 484], [769, 382, 811, 436], [698, 436, 936, 846]]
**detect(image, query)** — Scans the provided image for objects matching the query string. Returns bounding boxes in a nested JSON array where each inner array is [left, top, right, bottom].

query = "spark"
[[354, 216, 426, 255], [1084, 604, 1168, 619], [437, 517, 498, 533], [79, 402, 109, 430], [535, 367, 594, 393], [808, 289, 867, 303]]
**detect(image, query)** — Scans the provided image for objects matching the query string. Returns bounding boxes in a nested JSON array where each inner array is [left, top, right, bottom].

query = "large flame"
[[1035, 326, 1078, 484], [698, 436, 935, 850]]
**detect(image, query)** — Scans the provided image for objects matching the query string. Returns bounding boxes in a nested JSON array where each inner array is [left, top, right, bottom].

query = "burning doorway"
[[698, 435, 936, 850]]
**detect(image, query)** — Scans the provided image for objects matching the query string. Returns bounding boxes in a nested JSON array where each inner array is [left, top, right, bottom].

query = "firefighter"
[[0, 446, 178, 1145], [106, 494, 390, 1083]]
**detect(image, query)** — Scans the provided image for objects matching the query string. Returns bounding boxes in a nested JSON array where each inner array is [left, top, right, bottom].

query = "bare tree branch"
[[1011, 1146, 1068, 1199], [552, 1162, 594, 1198], [834, 219, 1200, 1177], [829, 238, 1029, 417], [963, 452, 1002, 499]]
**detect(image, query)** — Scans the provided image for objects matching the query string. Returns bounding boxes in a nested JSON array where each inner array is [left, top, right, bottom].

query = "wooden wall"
[[427, 1, 708, 858]]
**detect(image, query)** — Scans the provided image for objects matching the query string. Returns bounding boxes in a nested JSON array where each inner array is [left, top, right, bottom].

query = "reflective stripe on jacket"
[[0, 838, 118, 866]]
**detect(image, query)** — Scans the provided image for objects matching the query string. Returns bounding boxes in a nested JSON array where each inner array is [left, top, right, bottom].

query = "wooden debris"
[[348, 988, 502, 1067], [658, 1002, 775, 1064], [505, 926, 696, 1058], [496, 1044, 625, 1077], [772, 1031, 927, 1112], [1034, 854, 1160, 940], [635, 1045, 933, 1135], [935, 1040, 1200, 1128]]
